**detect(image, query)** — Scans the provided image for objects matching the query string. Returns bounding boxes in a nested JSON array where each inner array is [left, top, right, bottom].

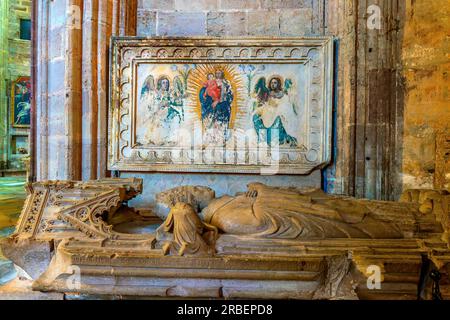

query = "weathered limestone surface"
[[136, 9, 156, 36], [137, 0, 317, 38], [159, 12, 206, 36], [206, 11, 247, 36], [1, 239, 53, 279], [2, 178, 450, 299], [246, 10, 280, 36], [401, 0, 450, 191], [35, 0, 137, 182], [279, 9, 313, 36]]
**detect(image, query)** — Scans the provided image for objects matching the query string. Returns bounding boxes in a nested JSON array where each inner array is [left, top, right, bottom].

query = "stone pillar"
[[80, 0, 136, 180], [96, 0, 113, 179], [324, 0, 358, 197], [353, 0, 405, 200], [35, 0, 49, 180], [30, 0, 37, 181], [81, 0, 99, 180], [35, 0, 137, 181], [65, 0, 83, 180], [0, 0, 9, 169], [325, 0, 405, 200], [37, 0, 83, 180], [37, 0, 77, 180], [119, 0, 137, 36]]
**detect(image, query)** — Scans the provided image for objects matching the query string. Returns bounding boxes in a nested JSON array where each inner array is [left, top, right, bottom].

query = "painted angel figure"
[[137, 74, 186, 146], [252, 76, 299, 147], [170, 76, 186, 123], [140, 74, 157, 118]]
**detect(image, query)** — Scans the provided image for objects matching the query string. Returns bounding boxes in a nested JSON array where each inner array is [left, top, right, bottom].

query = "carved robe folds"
[[201, 183, 410, 239], [156, 203, 217, 256]]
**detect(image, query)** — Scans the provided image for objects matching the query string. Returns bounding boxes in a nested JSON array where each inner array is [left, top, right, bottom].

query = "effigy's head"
[[171, 202, 196, 215], [154, 185, 216, 220]]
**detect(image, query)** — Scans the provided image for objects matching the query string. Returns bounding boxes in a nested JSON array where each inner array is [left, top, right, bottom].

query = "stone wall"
[[34, 0, 136, 181], [0, 0, 31, 171], [32, 0, 448, 207], [136, 0, 324, 37], [401, 0, 450, 190]]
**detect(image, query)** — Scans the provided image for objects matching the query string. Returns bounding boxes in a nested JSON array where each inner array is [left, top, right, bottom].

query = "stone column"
[[119, 0, 137, 36], [35, 0, 49, 180], [96, 0, 113, 179], [65, 0, 83, 180], [325, 0, 358, 197], [37, 0, 83, 180], [36, 0, 83, 180], [324, 0, 406, 200], [0, 0, 9, 169], [35, 0, 137, 181], [81, 0, 99, 180], [80, 0, 136, 180]]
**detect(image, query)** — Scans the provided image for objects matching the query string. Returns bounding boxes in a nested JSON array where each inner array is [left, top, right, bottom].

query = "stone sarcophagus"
[[2, 178, 450, 299]]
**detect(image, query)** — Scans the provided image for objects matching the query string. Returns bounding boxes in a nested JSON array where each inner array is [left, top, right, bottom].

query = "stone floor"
[[0, 176, 26, 232], [0, 176, 26, 287]]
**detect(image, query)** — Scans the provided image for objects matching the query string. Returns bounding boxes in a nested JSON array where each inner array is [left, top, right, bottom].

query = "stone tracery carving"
[[11, 178, 146, 241]]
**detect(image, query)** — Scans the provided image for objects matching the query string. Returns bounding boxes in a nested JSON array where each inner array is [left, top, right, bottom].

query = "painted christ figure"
[[199, 70, 234, 144]]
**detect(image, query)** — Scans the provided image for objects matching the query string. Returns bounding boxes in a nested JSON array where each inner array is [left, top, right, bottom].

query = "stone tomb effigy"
[[1, 178, 449, 299]]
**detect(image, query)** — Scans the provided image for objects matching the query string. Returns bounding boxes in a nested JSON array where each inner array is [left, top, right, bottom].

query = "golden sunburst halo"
[[186, 64, 245, 129]]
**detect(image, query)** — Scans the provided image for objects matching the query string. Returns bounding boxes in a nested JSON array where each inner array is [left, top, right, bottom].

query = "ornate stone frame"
[[108, 37, 334, 174]]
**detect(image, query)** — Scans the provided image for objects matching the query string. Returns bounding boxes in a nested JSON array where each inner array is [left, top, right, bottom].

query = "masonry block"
[[138, 0, 175, 10], [48, 60, 66, 93], [220, 0, 261, 10], [279, 8, 313, 36], [247, 10, 280, 36], [137, 9, 157, 36], [174, 0, 218, 11], [261, 0, 311, 9], [49, 31, 64, 60], [158, 12, 206, 36], [207, 11, 247, 36]]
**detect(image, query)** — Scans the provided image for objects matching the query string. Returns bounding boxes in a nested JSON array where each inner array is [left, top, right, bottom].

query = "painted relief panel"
[[109, 38, 333, 174], [11, 76, 31, 128]]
